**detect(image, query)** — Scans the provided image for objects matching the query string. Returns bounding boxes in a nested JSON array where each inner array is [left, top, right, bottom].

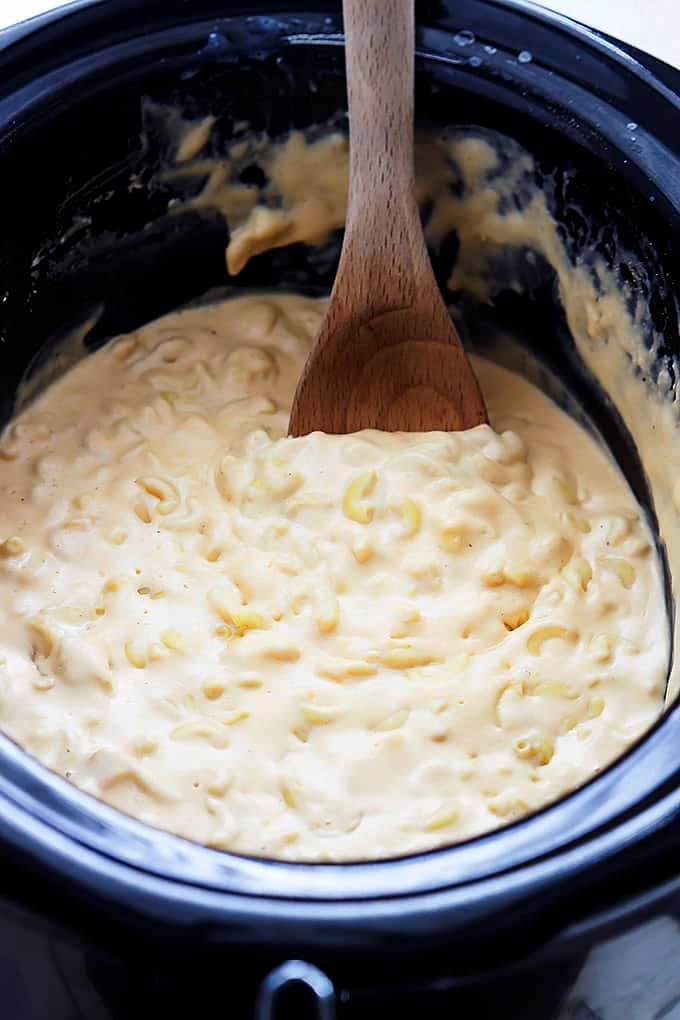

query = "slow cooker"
[[0, 1, 679, 1017]]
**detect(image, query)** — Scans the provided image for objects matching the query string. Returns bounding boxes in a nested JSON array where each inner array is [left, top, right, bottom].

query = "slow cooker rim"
[[1, 739, 679, 955], [2, 0, 679, 105], [0, 690, 678, 904], [0, 0, 678, 942]]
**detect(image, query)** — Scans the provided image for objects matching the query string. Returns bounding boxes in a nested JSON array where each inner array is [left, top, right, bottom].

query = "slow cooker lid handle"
[[254, 960, 336, 1020]]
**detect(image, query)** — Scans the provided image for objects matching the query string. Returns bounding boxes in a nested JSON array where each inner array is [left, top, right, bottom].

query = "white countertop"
[[1, 0, 679, 70], [542, 0, 678, 68]]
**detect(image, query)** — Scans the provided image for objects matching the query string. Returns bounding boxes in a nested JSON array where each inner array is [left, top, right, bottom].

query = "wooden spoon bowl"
[[288, 0, 487, 436]]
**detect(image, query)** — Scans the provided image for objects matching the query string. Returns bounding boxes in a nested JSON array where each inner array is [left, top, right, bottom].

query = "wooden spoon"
[[288, 0, 487, 436]]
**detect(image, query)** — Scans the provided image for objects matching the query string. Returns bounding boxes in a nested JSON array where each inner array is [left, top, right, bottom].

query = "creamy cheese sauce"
[[0, 290, 667, 860]]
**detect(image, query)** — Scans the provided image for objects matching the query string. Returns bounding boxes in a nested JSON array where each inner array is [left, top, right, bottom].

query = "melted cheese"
[[0, 292, 667, 860]]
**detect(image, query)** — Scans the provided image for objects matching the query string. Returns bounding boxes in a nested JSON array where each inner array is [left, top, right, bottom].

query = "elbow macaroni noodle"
[[0, 290, 668, 860]]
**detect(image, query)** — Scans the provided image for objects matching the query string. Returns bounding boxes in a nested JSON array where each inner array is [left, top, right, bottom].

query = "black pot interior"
[[0, 0, 678, 941]]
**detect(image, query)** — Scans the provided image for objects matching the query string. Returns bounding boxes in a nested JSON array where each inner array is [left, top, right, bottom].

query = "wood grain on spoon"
[[288, 0, 487, 436]]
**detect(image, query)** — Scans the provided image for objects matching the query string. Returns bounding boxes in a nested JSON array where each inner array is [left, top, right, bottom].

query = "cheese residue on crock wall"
[[0, 123, 672, 861]]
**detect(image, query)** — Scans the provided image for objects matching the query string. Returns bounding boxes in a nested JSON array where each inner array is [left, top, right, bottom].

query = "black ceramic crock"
[[0, 2, 679, 1017]]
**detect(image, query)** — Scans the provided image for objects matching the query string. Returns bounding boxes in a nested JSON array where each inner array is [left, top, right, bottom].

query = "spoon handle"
[[339, 0, 429, 310], [288, 0, 488, 436]]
